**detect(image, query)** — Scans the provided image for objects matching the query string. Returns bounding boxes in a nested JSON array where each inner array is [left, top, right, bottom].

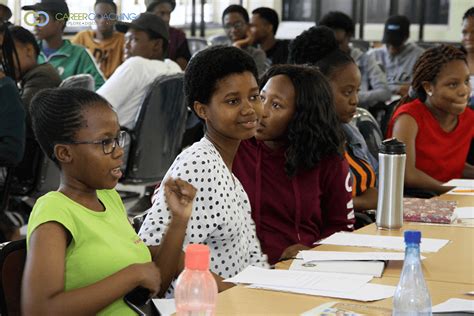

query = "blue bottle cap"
[[404, 230, 421, 244]]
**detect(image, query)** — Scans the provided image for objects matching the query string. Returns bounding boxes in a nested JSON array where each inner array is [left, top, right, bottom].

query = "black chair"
[[119, 73, 188, 211], [0, 239, 26, 316], [352, 108, 383, 160], [187, 37, 210, 56]]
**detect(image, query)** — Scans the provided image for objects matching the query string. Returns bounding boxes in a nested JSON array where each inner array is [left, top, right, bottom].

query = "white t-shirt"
[[97, 56, 182, 129], [139, 137, 269, 296]]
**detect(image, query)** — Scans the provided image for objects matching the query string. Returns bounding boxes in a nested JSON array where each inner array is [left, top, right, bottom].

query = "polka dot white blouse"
[[139, 137, 269, 295]]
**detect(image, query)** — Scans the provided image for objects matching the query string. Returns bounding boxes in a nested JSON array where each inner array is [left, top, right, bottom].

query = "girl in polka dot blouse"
[[139, 46, 269, 296]]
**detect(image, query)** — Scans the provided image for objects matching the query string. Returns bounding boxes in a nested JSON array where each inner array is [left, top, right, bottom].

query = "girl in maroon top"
[[233, 65, 355, 264], [387, 45, 474, 194]]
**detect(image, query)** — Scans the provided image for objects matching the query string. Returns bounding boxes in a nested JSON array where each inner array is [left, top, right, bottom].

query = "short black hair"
[[30, 88, 111, 166], [0, 4, 12, 21], [95, 0, 118, 13], [147, 0, 176, 12], [288, 25, 354, 78], [8, 25, 41, 58], [184, 46, 258, 121], [319, 11, 355, 37], [222, 4, 249, 24], [260, 65, 345, 177], [463, 7, 474, 20], [252, 7, 279, 35]]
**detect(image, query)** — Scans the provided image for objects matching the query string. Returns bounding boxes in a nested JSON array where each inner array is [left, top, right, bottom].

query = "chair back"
[[121, 73, 187, 185], [187, 37, 210, 56], [0, 239, 26, 316], [208, 34, 230, 46], [352, 108, 383, 160], [59, 74, 95, 91]]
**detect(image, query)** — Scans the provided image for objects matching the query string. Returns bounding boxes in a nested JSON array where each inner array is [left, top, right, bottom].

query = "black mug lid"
[[380, 137, 406, 154]]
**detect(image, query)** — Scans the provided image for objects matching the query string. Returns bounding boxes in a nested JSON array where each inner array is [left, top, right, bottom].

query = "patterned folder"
[[403, 198, 458, 224]]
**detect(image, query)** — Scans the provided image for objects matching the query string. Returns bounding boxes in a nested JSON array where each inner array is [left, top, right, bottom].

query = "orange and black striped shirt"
[[344, 145, 376, 197]]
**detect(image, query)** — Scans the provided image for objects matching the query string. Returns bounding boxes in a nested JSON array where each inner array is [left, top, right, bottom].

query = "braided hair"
[[0, 22, 20, 81], [30, 88, 111, 166], [397, 45, 467, 107]]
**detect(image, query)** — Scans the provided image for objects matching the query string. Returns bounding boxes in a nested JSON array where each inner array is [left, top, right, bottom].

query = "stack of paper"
[[432, 298, 474, 313], [224, 266, 395, 302], [319, 233, 449, 253], [443, 179, 474, 187], [290, 251, 426, 278]]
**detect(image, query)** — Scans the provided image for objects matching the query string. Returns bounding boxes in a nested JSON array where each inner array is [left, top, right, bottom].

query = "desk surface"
[[216, 193, 473, 314], [216, 280, 473, 315]]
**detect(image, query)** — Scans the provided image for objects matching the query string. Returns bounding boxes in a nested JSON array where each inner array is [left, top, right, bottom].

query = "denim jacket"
[[342, 123, 379, 178]]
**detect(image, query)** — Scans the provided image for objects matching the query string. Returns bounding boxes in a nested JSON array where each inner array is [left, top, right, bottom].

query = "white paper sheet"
[[289, 259, 386, 278], [152, 299, 176, 316], [454, 207, 474, 219], [432, 298, 474, 313], [447, 187, 474, 196], [224, 266, 372, 293], [318, 233, 449, 253], [300, 251, 427, 262], [443, 179, 474, 187], [247, 283, 396, 302]]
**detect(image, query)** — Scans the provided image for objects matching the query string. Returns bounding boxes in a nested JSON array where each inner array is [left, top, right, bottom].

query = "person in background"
[[0, 0, 12, 22], [72, 0, 125, 79], [233, 65, 354, 264], [6, 25, 62, 111], [461, 7, 474, 165], [387, 45, 474, 194], [22, 0, 105, 90], [462, 7, 474, 106], [97, 13, 181, 130], [250, 7, 289, 65], [222, 4, 268, 76], [0, 22, 26, 242], [0, 23, 25, 166], [146, 0, 191, 70], [368, 15, 424, 96], [319, 11, 391, 109], [139, 46, 269, 297], [23, 87, 197, 314], [289, 26, 378, 213]]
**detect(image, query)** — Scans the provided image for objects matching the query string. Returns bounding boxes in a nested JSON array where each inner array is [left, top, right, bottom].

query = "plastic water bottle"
[[175, 244, 218, 316], [393, 230, 432, 315]]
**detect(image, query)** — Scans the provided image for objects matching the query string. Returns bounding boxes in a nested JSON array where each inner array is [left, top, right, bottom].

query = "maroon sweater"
[[233, 139, 355, 264]]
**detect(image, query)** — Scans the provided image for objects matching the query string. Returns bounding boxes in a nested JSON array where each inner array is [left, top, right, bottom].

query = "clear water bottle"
[[175, 244, 218, 316], [393, 230, 432, 315]]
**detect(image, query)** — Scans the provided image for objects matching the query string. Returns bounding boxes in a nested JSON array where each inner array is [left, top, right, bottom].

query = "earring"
[[427, 91, 433, 97]]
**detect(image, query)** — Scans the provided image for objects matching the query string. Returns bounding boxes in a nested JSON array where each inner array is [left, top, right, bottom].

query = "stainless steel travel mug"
[[376, 138, 406, 230]]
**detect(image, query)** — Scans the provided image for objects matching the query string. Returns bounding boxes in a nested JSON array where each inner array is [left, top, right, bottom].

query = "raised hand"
[[164, 177, 197, 222]]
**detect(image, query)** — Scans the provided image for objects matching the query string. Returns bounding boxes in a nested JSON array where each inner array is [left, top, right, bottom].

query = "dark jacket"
[[0, 77, 25, 165]]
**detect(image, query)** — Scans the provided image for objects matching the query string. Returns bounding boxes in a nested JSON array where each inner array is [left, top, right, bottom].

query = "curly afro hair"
[[184, 45, 258, 121], [319, 11, 355, 37], [288, 25, 354, 78]]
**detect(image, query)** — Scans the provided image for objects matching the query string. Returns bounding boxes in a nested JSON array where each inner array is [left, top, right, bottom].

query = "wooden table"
[[215, 193, 474, 314]]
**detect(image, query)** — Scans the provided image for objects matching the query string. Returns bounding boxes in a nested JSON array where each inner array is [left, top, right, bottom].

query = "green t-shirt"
[[37, 40, 106, 90], [27, 189, 151, 315]]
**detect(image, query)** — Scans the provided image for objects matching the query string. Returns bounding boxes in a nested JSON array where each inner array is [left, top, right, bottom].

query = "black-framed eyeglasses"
[[224, 21, 246, 30], [65, 131, 126, 155]]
